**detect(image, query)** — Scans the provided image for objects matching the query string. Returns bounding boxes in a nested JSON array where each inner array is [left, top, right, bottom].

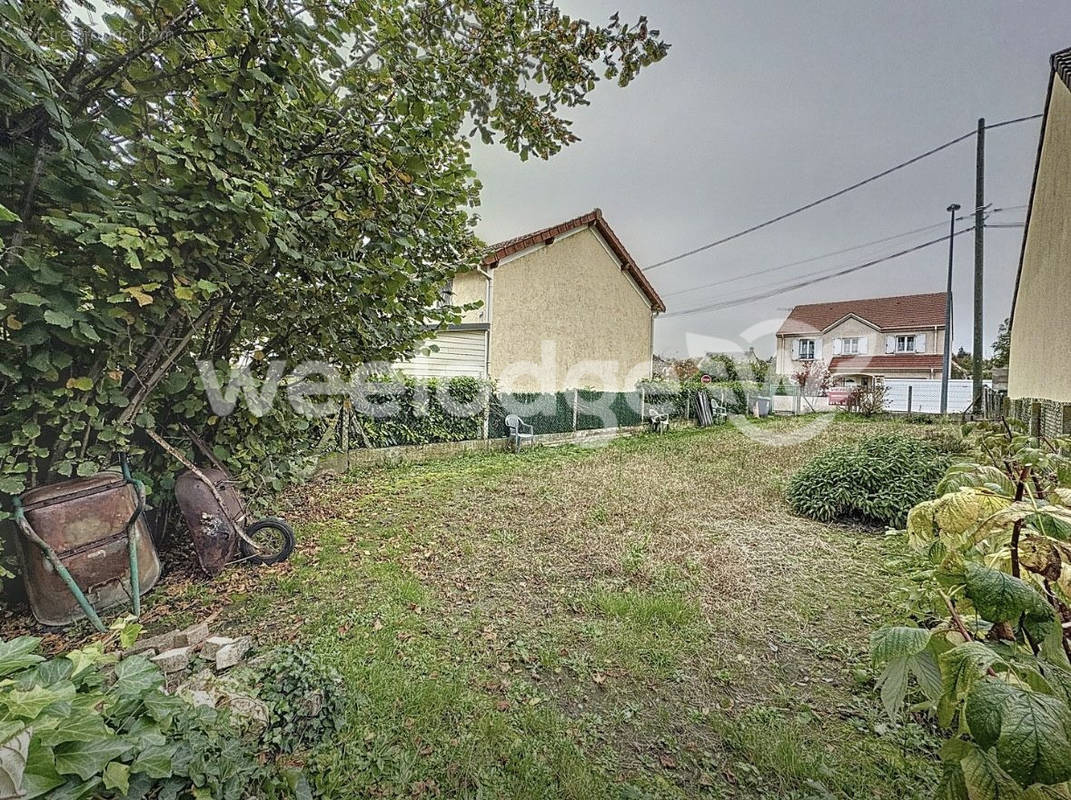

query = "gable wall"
[[488, 228, 654, 392], [1010, 77, 1071, 403]]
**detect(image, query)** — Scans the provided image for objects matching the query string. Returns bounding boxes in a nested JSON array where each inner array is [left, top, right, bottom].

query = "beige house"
[[775, 293, 949, 385], [1008, 46, 1071, 437], [397, 209, 665, 392]]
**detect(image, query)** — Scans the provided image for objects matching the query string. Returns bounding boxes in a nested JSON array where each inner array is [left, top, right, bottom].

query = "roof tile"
[[777, 292, 947, 335]]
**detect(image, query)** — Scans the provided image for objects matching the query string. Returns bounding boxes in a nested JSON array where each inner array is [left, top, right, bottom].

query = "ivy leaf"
[[101, 761, 129, 794], [0, 727, 31, 800], [54, 738, 132, 781], [130, 744, 173, 779], [0, 637, 44, 677], [113, 656, 163, 700]]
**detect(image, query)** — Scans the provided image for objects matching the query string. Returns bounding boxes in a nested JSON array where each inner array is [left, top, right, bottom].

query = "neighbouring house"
[[774, 292, 949, 386], [396, 209, 665, 392], [1008, 46, 1071, 437]]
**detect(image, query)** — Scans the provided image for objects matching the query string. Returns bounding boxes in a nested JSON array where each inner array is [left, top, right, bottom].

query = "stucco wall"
[[1010, 77, 1071, 403], [488, 228, 654, 392], [451, 269, 490, 324]]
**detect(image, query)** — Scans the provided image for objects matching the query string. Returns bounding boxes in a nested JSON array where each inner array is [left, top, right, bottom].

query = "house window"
[[843, 337, 860, 355], [798, 339, 815, 360], [896, 335, 916, 353]]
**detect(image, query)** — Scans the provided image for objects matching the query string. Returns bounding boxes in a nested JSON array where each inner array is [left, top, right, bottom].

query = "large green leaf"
[[0, 637, 44, 677], [871, 626, 933, 663], [941, 642, 1001, 702], [113, 656, 164, 699], [995, 687, 1071, 786], [53, 737, 133, 782], [0, 727, 31, 800], [964, 564, 1055, 628]]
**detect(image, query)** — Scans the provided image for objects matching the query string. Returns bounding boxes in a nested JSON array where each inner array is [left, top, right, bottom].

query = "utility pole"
[[941, 203, 960, 416], [972, 118, 985, 414]]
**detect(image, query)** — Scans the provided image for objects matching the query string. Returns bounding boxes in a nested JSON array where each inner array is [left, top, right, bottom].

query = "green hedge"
[[320, 375, 491, 449]]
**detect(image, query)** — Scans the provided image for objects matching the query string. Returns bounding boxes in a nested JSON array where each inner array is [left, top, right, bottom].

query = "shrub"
[[258, 646, 348, 753], [846, 384, 887, 417], [786, 434, 948, 527]]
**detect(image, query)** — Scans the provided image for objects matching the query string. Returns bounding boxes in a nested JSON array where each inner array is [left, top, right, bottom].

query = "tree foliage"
[[0, 1, 667, 512], [872, 421, 1071, 798]]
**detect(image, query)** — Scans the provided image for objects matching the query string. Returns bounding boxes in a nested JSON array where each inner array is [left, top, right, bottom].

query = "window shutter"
[[792, 339, 800, 360], [814, 339, 823, 360], [832, 338, 843, 355], [859, 337, 869, 355], [916, 333, 927, 352], [886, 336, 895, 354]]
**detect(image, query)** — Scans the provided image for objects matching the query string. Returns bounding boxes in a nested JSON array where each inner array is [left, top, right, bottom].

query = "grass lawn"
[[149, 415, 943, 798]]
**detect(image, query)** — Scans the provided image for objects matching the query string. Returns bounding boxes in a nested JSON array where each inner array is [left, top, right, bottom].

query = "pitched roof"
[[777, 292, 947, 336], [829, 354, 944, 371], [482, 209, 666, 312]]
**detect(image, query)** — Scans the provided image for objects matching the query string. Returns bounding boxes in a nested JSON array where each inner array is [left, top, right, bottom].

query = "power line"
[[644, 113, 1042, 272], [660, 215, 964, 300], [663, 226, 976, 319], [661, 204, 1025, 300]]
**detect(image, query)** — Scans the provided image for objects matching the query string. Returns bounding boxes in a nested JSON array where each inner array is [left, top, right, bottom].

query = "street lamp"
[[940, 203, 960, 415]]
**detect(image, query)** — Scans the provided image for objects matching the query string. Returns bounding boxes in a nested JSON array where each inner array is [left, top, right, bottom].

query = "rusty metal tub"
[[15, 470, 161, 627]]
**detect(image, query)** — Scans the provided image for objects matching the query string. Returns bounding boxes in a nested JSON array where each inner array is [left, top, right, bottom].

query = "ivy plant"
[[872, 421, 1071, 798]]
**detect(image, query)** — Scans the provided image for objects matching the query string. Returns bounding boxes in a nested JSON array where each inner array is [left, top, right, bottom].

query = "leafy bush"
[[786, 434, 948, 527], [845, 384, 887, 417], [0, 635, 264, 800], [871, 422, 1071, 797], [258, 646, 347, 754]]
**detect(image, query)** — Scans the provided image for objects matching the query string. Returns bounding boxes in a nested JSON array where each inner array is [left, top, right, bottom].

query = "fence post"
[[482, 391, 490, 440], [640, 387, 646, 421], [907, 385, 913, 415], [572, 388, 579, 432]]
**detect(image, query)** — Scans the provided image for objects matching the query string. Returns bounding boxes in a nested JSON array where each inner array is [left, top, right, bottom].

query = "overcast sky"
[[470, 0, 1070, 359]]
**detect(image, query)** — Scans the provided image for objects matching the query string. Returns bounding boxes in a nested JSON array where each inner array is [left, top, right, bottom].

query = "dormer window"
[[896, 335, 916, 353]]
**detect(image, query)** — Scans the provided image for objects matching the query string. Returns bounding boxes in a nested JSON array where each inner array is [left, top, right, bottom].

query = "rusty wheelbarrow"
[[11, 454, 160, 632], [146, 430, 294, 577]]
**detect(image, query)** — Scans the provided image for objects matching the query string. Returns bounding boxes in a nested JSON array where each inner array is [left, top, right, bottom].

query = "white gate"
[[883, 379, 990, 414]]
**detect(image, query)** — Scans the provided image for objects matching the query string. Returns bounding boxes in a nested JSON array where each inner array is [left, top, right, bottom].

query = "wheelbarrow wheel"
[[239, 518, 295, 565]]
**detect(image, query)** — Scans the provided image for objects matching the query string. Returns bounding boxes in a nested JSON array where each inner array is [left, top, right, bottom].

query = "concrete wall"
[[452, 269, 490, 325], [1010, 77, 1071, 403], [489, 228, 655, 392]]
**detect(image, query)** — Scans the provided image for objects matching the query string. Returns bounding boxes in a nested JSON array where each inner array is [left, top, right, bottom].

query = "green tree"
[[992, 316, 1012, 368], [0, 0, 668, 505]]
